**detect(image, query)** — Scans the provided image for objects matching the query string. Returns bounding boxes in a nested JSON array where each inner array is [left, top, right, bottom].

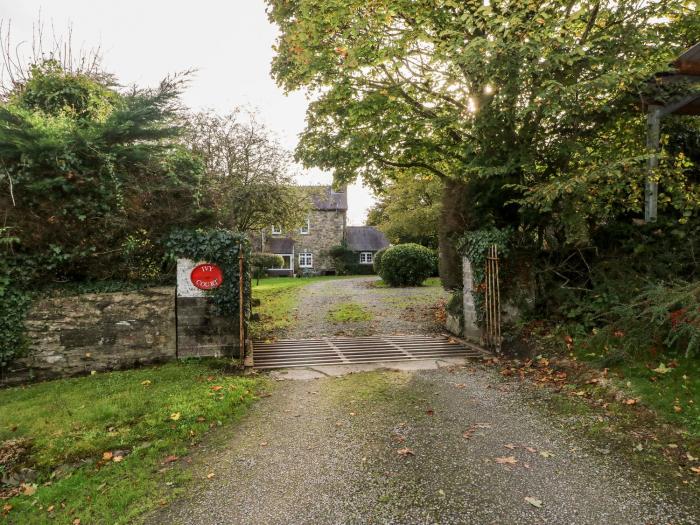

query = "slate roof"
[[302, 185, 348, 211], [345, 226, 390, 252], [267, 237, 295, 254]]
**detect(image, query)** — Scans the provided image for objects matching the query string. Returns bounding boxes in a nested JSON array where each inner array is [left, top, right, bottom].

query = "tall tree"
[[367, 171, 441, 248], [267, 0, 698, 251], [186, 109, 307, 232]]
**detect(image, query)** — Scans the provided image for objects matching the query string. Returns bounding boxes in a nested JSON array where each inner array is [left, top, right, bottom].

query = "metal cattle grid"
[[252, 335, 480, 369]]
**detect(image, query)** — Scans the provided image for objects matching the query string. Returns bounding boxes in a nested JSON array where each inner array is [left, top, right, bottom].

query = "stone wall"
[[3, 287, 176, 386]]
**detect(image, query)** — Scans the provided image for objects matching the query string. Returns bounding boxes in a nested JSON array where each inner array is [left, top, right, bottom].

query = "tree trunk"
[[438, 178, 471, 289]]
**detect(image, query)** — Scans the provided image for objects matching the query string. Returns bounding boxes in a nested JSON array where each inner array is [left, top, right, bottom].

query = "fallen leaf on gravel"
[[335, 421, 343, 427], [463, 429, 475, 439], [162, 455, 179, 465], [170, 412, 181, 421], [504, 443, 517, 450], [397, 448, 415, 457], [426, 409, 435, 416], [349, 412, 356, 416], [474, 423, 492, 429], [525, 447, 537, 453], [207, 472, 215, 479], [260, 442, 268, 447], [524, 496, 543, 508], [454, 383, 466, 389], [524, 463, 530, 469], [495, 456, 518, 465], [539, 451, 553, 458]]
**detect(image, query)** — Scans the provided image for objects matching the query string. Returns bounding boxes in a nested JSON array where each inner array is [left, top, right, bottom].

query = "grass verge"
[[0, 361, 267, 524], [327, 302, 373, 323]]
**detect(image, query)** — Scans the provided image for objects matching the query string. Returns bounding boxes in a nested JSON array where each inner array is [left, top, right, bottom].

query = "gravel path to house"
[[148, 364, 698, 525], [282, 276, 448, 339]]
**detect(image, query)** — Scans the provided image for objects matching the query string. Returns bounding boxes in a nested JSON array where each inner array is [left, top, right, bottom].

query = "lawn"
[[251, 275, 352, 339], [0, 362, 268, 524]]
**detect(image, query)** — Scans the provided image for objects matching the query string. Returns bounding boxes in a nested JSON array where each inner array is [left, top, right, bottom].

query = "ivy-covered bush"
[[251, 253, 284, 284], [373, 247, 388, 275], [379, 243, 436, 286]]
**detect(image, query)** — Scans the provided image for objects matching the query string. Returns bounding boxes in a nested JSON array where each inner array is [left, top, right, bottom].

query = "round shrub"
[[379, 243, 436, 286], [373, 247, 388, 274]]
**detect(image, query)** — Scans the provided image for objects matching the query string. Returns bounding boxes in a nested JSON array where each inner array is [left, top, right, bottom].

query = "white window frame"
[[299, 252, 313, 268], [271, 225, 282, 235], [300, 218, 310, 235], [359, 252, 373, 265]]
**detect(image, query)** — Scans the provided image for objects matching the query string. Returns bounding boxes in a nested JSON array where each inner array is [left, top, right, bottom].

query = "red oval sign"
[[190, 263, 224, 290]]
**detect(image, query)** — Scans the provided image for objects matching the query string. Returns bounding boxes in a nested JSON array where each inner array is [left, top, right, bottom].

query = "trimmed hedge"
[[373, 247, 388, 274], [379, 243, 437, 287]]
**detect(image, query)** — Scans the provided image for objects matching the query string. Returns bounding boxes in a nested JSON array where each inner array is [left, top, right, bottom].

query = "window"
[[299, 252, 313, 268], [300, 218, 310, 234], [360, 252, 373, 264], [271, 225, 282, 235]]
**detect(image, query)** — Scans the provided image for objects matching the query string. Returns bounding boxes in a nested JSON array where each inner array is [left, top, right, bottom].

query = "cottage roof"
[[267, 237, 295, 254], [301, 185, 348, 211], [345, 226, 389, 252]]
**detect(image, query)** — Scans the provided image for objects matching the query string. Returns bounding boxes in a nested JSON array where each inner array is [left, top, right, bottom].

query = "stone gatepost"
[[462, 256, 481, 342], [176, 259, 243, 359]]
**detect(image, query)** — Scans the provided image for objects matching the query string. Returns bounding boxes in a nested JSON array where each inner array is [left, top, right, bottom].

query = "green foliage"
[[165, 229, 250, 316], [457, 227, 512, 323], [251, 253, 284, 284], [379, 243, 436, 287], [367, 172, 441, 248], [186, 110, 308, 232], [373, 247, 387, 274], [1, 61, 205, 283], [587, 281, 700, 360]]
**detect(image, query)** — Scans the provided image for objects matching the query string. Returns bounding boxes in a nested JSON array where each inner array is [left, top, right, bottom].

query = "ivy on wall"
[[457, 227, 511, 323], [165, 229, 251, 315]]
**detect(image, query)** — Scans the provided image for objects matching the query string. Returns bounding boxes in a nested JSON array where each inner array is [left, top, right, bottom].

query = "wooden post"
[[238, 243, 245, 367], [645, 105, 661, 223]]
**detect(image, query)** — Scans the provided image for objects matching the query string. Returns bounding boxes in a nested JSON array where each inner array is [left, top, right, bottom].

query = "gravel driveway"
[[282, 276, 448, 339], [147, 364, 698, 525]]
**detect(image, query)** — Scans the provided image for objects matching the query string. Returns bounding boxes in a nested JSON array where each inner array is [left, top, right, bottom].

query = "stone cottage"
[[257, 185, 389, 275]]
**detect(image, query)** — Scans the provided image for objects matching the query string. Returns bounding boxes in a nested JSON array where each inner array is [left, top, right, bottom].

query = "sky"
[[0, 0, 375, 225]]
